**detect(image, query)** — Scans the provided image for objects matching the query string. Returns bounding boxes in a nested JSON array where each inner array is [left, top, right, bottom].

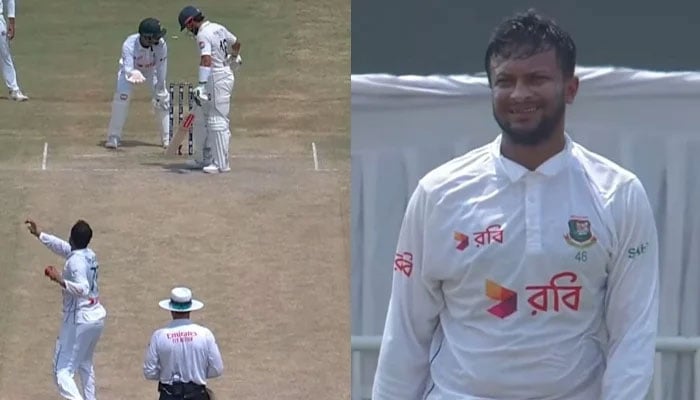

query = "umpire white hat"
[[159, 287, 204, 312]]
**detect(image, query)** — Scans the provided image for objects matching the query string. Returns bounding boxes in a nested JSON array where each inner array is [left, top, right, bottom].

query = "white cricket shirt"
[[39, 233, 107, 325], [1, 0, 15, 18], [196, 21, 238, 69], [143, 319, 224, 386], [119, 33, 167, 87], [373, 134, 659, 400]]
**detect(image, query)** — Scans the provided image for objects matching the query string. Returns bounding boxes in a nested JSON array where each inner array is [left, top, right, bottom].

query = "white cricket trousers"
[[53, 318, 105, 400], [201, 68, 235, 170], [106, 67, 170, 143], [0, 16, 20, 92]]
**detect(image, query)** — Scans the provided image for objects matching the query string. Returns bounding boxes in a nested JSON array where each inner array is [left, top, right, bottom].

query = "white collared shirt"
[[143, 319, 224, 386], [372, 134, 659, 400], [196, 21, 238, 68], [120, 33, 167, 72]]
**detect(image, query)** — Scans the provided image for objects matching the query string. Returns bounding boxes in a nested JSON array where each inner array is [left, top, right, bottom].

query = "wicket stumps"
[[168, 82, 195, 156]]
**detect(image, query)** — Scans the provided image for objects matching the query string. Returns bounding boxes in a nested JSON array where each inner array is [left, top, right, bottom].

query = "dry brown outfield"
[[0, 0, 349, 398]]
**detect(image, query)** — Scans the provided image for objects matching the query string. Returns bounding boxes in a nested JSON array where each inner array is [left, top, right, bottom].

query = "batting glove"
[[193, 84, 209, 106], [226, 54, 243, 65], [227, 54, 243, 71]]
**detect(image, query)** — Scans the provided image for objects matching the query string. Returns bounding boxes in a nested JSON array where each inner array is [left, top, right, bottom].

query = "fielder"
[[0, 0, 28, 101], [26, 218, 107, 400], [178, 5, 242, 174], [106, 17, 170, 149], [144, 287, 224, 400], [372, 10, 659, 400]]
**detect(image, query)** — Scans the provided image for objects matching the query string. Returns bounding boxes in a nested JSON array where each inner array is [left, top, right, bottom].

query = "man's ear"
[[565, 76, 579, 104]]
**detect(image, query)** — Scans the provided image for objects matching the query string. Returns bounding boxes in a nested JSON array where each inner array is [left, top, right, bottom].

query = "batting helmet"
[[178, 6, 203, 31]]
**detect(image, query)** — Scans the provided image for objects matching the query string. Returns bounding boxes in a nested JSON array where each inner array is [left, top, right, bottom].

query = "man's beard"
[[493, 98, 566, 146]]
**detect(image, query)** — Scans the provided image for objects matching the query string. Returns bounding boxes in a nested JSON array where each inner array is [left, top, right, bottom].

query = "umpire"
[[144, 287, 224, 400]]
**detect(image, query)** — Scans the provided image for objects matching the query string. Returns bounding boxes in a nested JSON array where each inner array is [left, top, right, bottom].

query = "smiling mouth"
[[509, 106, 539, 115]]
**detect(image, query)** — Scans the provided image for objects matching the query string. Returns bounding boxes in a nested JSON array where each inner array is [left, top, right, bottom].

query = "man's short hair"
[[70, 220, 93, 249], [484, 9, 577, 83]]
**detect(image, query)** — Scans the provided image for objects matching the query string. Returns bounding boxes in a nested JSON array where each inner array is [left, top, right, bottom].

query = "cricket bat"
[[165, 112, 195, 157]]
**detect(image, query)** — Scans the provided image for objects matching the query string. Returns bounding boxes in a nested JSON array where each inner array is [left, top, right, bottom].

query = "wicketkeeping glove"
[[153, 90, 170, 111], [126, 70, 146, 84]]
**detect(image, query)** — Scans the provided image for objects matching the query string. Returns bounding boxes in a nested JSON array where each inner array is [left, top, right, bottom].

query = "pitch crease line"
[[41, 142, 48, 171]]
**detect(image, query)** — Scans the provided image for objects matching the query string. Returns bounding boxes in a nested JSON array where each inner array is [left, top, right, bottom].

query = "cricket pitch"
[[0, 0, 349, 398]]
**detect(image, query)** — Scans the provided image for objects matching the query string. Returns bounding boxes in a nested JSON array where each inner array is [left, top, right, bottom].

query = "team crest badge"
[[564, 217, 597, 248]]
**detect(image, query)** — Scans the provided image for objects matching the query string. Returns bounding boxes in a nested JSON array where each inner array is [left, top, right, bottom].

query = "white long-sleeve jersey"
[[1, 0, 14, 17], [143, 319, 224, 386], [373, 134, 659, 400], [195, 21, 237, 69], [39, 233, 107, 325], [119, 33, 168, 89]]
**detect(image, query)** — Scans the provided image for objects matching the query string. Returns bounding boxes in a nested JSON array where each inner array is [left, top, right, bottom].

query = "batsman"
[[105, 17, 170, 150], [178, 5, 242, 174]]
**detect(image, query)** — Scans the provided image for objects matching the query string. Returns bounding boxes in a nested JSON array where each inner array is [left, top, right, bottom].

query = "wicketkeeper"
[[105, 17, 170, 150]]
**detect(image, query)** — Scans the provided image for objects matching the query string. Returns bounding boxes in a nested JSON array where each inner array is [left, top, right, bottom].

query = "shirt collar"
[[490, 133, 573, 182], [68, 247, 85, 257], [168, 319, 193, 327]]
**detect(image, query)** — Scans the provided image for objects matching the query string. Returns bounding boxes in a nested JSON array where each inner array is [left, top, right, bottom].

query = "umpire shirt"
[[144, 319, 224, 385]]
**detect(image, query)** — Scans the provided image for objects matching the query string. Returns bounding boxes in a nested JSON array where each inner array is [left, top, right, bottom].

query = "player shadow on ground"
[[95, 140, 162, 149], [140, 161, 204, 174]]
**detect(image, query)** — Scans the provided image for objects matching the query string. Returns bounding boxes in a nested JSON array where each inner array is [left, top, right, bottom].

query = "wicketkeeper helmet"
[[138, 17, 167, 40]]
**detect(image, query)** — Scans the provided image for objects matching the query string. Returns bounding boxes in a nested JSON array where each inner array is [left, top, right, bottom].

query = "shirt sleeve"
[[122, 38, 135, 74], [197, 33, 212, 57], [63, 255, 90, 297], [6, 0, 15, 18], [372, 182, 445, 400], [206, 331, 224, 378], [39, 232, 72, 258], [226, 30, 239, 58], [143, 332, 161, 380], [226, 30, 238, 46], [601, 177, 659, 400]]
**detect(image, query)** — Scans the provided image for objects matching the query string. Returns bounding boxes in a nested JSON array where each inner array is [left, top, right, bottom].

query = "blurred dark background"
[[352, 0, 698, 75]]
